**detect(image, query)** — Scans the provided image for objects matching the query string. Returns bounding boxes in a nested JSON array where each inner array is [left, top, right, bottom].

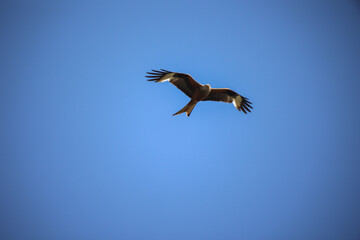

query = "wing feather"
[[203, 88, 235, 103], [203, 88, 253, 114], [145, 69, 202, 98]]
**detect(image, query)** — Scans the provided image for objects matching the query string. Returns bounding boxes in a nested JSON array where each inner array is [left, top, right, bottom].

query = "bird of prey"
[[146, 69, 253, 117]]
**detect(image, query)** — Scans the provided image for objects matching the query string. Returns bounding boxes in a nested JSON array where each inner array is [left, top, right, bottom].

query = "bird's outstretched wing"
[[146, 69, 202, 98], [203, 88, 253, 114]]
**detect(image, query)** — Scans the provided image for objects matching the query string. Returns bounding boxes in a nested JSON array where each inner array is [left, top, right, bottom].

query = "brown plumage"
[[146, 69, 253, 117]]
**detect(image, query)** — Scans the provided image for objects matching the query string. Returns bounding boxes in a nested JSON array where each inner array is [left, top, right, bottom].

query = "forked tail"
[[172, 100, 197, 117]]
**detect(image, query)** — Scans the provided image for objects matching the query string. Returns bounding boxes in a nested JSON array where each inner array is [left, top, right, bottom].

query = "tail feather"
[[172, 100, 197, 117]]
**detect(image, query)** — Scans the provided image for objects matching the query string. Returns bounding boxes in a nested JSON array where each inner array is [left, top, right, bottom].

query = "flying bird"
[[146, 69, 253, 117]]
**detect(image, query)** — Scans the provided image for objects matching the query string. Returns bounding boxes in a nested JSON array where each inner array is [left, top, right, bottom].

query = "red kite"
[[146, 69, 253, 117]]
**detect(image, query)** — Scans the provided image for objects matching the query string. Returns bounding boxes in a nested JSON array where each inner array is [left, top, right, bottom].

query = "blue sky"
[[1, 1, 360, 239]]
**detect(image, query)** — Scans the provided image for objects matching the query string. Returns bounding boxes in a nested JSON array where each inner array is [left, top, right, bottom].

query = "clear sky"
[[1, 1, 360, 239]]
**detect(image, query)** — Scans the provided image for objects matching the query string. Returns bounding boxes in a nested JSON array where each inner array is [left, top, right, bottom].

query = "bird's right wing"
[[203, 88, 253, 114], [146, 69, 202, 98]]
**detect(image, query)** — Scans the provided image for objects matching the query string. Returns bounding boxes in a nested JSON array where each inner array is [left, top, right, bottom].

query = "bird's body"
[[146, 69, 252, 117]]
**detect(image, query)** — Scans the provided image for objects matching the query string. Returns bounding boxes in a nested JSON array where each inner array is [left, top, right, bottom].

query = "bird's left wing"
[[146, 69, 202, 98], [203, 88, 253, 114]]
